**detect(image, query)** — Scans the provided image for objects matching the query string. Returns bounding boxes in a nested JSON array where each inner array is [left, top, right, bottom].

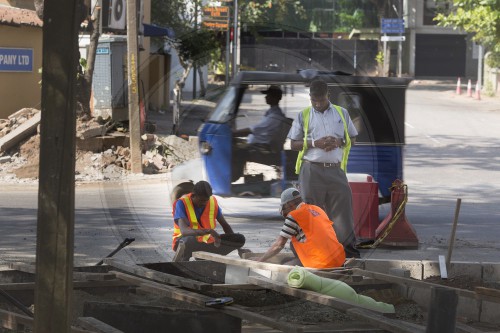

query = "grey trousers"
[[299, 161, 360, 258]]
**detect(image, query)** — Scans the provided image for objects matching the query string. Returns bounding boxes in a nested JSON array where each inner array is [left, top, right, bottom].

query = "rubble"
[[0, 112, 200, 184]]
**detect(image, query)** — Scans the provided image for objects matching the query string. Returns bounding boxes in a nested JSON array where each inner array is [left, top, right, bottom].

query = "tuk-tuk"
[[174, 70, 411, 203]]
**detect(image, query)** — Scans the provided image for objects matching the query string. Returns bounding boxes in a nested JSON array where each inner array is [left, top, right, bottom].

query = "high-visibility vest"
[[172, 193, 218, 250], [295, 105, 351, 174], [289, 203, 346, 268]]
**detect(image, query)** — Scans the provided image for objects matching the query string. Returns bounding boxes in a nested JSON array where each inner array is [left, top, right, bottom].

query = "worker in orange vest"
[[172, 181, 247, 261], [257, 188, 346, 268]]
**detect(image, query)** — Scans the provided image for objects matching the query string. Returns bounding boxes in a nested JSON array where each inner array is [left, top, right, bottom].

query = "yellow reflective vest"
[[172, 193, 217, 250], [295, 105, 351, 174]]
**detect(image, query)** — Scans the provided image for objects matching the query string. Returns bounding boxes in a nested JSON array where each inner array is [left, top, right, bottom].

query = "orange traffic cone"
[[467, 79, 472, 97], [475, 81, 481, 100], [456, 77, 462, 95]]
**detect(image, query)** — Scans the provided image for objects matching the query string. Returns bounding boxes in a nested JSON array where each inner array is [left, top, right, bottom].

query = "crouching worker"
[[172, 180, 247, 261], [257, 188, 346, 268]]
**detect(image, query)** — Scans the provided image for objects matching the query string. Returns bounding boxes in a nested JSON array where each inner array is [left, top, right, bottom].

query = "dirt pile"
[[0, 113, 199, 184]]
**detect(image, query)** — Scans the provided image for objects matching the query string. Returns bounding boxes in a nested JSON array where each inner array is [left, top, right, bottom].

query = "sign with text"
[[381, 35, 406, 42], [203, 6, 229, 19], [0, 48, 34, 72], [381, 18, 405, 34], [202, 20, 229, 30]]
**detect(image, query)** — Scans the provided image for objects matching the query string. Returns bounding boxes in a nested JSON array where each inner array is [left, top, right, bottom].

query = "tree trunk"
[[172, 61, 193, 134], [76, 9, 101, 117], [197, 66, 206, 97], [34, 0, 44, 19]]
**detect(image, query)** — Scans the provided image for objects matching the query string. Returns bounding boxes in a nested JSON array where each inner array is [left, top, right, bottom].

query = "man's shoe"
[[172, 242, 186, 262]]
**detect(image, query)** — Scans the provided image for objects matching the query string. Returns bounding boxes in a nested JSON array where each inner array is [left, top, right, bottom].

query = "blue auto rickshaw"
[[173, 70, 411, 203]]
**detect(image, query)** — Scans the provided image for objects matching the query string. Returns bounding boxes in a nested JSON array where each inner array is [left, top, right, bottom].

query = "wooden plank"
[[8, 262, 116, 281], [455, 322, 486, 333], [77, 317, 124, 333], [193, 252, 347, 274], [346, 308, 425, 333], [111, 271, 305, 333], [0, 280, 133, 291], [475, 286, 500, 299], [35, 1, 79, 329], [247, 275, 392, 314], [352, 269, 486, 301], [0, 309, 93, 333], [211, 283, 264, 291], [103, 258, 212, 291]]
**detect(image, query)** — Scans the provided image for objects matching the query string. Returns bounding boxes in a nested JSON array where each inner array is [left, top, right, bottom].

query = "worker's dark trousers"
[[175, 233, 245, 261], [299, 161, 360, 258]]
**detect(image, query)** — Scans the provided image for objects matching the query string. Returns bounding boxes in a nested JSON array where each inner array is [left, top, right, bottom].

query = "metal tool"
[[95, 238, 135, 266]]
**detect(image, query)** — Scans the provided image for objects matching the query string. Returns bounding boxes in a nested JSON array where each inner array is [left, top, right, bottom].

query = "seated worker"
[[172, 181, 248, 261], [233, 85, 290, 154], [256, 188, 346, 268]]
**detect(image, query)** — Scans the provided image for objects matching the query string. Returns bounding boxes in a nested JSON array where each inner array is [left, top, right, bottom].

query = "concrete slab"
[[480, 300, 500, 324], [482, 262, 500, 283]]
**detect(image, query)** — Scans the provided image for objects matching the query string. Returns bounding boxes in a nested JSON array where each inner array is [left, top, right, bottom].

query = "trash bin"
[[348, 173, 379, 240]]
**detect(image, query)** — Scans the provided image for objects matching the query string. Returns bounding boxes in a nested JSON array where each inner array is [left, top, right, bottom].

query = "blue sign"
[[96, 47, 110, 55], [381, 18, 405, 34], [0, 48, 33, 72]]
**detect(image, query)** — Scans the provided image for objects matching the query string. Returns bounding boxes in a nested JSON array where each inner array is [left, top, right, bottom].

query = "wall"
[[0, 24, 42, 119]]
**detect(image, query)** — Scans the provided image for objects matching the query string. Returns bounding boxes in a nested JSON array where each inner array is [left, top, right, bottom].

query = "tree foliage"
[[434, 0, 500, 65]]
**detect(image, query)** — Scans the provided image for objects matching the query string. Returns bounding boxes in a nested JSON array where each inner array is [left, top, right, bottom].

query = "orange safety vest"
[[172, 193, 218, 250], [288, 203, 346, 268]]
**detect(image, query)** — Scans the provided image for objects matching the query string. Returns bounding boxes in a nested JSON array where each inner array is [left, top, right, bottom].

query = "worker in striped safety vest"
[[172, 181, 248, 261]]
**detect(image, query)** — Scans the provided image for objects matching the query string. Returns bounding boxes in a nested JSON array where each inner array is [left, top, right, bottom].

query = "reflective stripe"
[[183, 195, 199, 229], [172, 194, 218, 247], [295, 105, 351, 174]]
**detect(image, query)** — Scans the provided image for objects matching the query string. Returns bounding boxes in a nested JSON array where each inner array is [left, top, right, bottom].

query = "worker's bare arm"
[[256, 236, 288, 263]]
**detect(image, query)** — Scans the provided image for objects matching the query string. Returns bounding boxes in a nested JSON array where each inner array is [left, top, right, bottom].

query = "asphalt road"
[[1, 82, 499, 267]]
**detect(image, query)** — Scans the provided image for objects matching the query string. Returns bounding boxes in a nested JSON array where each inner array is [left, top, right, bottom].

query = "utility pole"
[[232, 0, 238, 78], [193, 2, 198, 99], [225, 10, 230, 85], [34, 0, 79, 331], [127, 0, 142, 173]]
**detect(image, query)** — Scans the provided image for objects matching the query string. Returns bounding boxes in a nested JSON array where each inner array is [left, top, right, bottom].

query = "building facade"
[[0, 5, 42, 119]]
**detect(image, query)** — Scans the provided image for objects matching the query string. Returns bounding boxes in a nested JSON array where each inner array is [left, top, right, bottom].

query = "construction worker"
[[289, 79, 360, 258], [172, 180, 247, 261], [256, 188, 346, 268]]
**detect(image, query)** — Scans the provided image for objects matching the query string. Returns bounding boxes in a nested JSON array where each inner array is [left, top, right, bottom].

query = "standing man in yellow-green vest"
[[172, 181, 247, 261], [288, 79, 360, 258]]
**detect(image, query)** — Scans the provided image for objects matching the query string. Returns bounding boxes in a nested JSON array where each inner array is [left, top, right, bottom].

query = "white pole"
[[477, 44, 483, 90]]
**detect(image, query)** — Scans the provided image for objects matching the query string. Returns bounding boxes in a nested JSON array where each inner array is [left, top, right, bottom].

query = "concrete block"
[[364, 259, 422, 279], [480, 300, 500, 324], [454, 295, 481, 322], [0, 112, 40, 153], [422, 260, 441, 279], [448, 261, 482, 280], [482, 262, 500, 283], [388, 268, 410, 278], [399, 260, 423, 279]]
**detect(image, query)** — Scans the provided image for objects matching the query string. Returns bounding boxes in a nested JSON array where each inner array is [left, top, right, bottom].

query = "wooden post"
[[446, 198, 461, 270], [426, 287, 458, 333], [34, 0, 80, 332], [127, 0, 142, 173]]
